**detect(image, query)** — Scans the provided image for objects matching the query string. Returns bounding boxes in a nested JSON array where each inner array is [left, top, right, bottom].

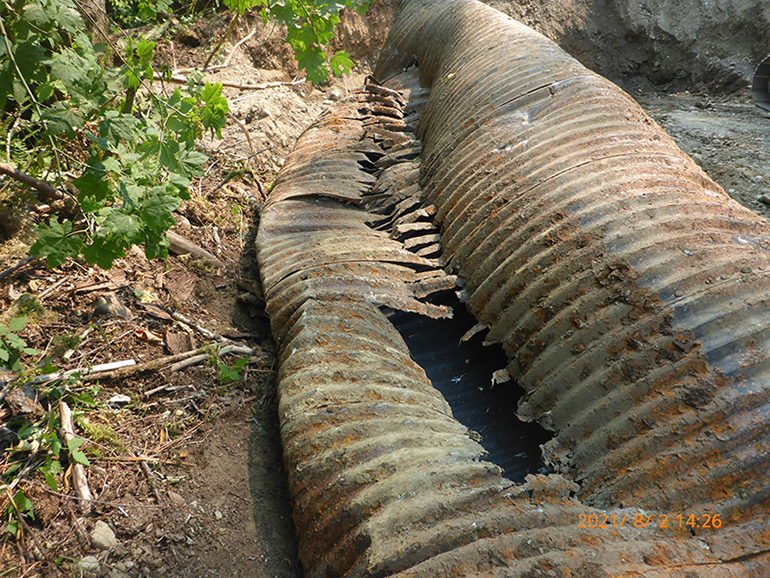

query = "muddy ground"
[[1, 0, 770, 577]]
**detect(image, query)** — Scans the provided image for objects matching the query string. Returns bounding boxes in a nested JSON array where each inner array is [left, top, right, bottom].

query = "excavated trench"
[[255, 0, 770, 576]]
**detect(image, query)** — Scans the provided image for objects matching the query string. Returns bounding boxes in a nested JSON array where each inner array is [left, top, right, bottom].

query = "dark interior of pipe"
[[385, 295, 554, 482]]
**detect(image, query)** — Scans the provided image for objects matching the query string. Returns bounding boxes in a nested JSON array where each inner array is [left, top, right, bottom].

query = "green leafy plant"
[[217, 356, 247, 383], [227, 0, 374, 84], [1, 0, 372, 271], [3, 489, 34, 539], [0, 317, 40, 371]]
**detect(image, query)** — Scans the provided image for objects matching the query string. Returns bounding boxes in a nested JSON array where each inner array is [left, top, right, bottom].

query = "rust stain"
[[254, 0, 770, 575]]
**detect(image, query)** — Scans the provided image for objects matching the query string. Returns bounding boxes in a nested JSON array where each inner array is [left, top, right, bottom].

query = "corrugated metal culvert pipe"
[[255, 0, 770, 576]]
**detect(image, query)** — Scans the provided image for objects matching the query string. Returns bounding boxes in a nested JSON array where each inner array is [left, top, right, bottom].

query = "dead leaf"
[[135, 328, 163, 342]]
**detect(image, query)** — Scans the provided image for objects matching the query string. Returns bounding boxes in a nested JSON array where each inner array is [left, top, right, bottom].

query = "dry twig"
[[0, 162, 62, 201], [58, 400, 93, 515]]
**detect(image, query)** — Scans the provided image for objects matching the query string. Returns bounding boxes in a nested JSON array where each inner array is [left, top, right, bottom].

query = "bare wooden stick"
[[203, 13, 240, 71], [38, 276, 70, 302], [152, 72, 298, 92], [223, 25, 258, 67], [0, 162, 62, 200], [58, 400, 93, 515], [0, 256, 35, 280], [93, 456, 194, 466], [33, 359, 137, 384], [81, 349, 207, 382], [167, 230, 225, 269]]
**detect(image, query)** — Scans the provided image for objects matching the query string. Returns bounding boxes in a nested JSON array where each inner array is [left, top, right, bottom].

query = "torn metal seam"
[[256, 25, 770, 574], [376, 0, 768, 554]]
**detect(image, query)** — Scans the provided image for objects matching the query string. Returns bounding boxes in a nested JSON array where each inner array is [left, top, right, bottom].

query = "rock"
[[91, 520, 117, 550], [78, 556, 100, 572], [92, 294, 132, 319], [168, 491, 186, 506], [327, 86, 347, 101], [107, 394, 132, 406]]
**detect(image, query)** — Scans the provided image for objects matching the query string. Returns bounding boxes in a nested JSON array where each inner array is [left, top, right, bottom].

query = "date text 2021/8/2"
[[577, 513, 723, 529]]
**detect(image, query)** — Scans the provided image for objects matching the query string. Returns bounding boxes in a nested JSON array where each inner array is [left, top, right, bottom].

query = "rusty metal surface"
[[376, 0, 770, 570], [255, 2, 770, 575]]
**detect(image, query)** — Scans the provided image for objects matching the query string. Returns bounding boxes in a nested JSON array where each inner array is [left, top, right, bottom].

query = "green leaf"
[[67, 438, 90, 466], [143, 229, 170, 260], [44, 470, 58, 492], [56, 0, 86, 34], [8, 317, 28, 333], [296, 46, 329, 85], [82, 237, 125, 269], [74, 161, 113, 211], [199, 82, 228, 139], [100, 209, 144, 246], [50, 437, 62, 459], [329, 50, 354, 77], [222, 0, 266, 15], [99, 110, 139, 146], [141, 191, 180, 230], [31, 218, 83, 268], [286, 24, 315, 52], [176, 148, 208, 179]]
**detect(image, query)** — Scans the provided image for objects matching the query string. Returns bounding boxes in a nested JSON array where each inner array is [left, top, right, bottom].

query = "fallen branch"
[[167, 230, 225, 270], [222, 25, 258, 68], [81, 349, 205, 382], [33, 359, 137, 384], [0, 162, 62, 201], [203, 13, 240, 71], [170, 311, 218, 340], [59, 400, 93, 515], [152, 72, 299, 91], [91, 456, 193, 466], [0, 256, 35, 280]]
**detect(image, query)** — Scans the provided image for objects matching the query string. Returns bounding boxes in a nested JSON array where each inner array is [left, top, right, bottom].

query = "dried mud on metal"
[[3, 0, 770, 577], [255, 0, 770, 576]]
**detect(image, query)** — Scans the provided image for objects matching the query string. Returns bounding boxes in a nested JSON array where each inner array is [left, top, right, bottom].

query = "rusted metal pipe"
[[256, 0, 770, 575], [753, 54, 770, 111]]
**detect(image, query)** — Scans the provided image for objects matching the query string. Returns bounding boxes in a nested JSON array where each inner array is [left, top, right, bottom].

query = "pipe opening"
[[385, 294, 554, 482], [753, 54, 770, 111]]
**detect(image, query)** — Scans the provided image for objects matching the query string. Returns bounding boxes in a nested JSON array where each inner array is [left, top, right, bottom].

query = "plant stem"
[[203, 13, 241, 72]]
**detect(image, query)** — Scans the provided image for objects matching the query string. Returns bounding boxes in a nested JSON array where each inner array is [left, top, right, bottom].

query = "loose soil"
[[2, 1, 770, 577]]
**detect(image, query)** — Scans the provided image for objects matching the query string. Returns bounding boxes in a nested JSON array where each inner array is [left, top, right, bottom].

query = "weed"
[[217, 357, 248, 384], [0, 317, 40, 372]]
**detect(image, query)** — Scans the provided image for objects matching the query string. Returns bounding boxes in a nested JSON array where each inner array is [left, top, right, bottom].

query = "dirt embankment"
[[490, 0, 770, 93]]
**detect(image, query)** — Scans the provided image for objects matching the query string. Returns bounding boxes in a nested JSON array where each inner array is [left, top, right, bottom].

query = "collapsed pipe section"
[[256, 1, 770, 575], [753, 54, 770, 111]]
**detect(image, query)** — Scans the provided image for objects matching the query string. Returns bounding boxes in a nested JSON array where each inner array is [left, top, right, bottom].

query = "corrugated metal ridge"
[[255, 36, 770, 575], [371, 0, 770, 573]]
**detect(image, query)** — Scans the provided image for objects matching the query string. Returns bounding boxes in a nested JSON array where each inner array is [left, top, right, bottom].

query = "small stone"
[[115, 562, 127, 572], [168, 491, 185, 506], [78, 556, 100, 572], [759, 193, 770, 205], [741, 266, 753, 274], [91, 520, 117, 550], [327, 86, 346, 101], [214, 510, 223, 520], [92, 294, 132, 319]]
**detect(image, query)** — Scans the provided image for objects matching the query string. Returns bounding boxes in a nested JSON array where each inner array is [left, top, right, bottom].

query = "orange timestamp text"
[[577, 513, 723, 530]]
